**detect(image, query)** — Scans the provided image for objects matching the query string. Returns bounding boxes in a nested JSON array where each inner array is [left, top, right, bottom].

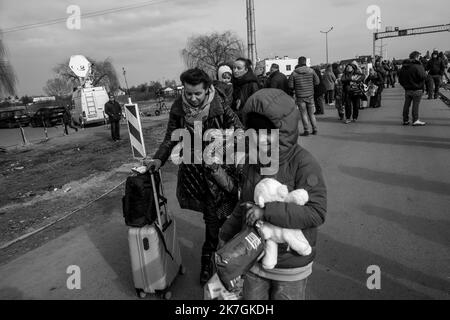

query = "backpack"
[[122, 171, 166, 227]]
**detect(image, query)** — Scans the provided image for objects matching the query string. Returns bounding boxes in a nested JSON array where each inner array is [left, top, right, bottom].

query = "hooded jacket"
[[341, 64, 365, 96], [426, 51, 446, 76], [220, 89, 327, 276], [265, 70, 291, 95], [153, 90, 243, 212], [322, 70, 337, 91], [288, 65, 320, 99], [398, 59, 427, 91]]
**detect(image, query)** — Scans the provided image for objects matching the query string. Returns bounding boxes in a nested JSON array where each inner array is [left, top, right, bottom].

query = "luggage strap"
[[154, 221, 174, 261]]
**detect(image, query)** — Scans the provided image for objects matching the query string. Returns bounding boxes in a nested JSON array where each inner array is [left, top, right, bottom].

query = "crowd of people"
[[140, 48, 448, 300]]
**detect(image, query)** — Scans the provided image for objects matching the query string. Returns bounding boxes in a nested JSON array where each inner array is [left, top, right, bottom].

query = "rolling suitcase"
[[128, 169, 184, 299]]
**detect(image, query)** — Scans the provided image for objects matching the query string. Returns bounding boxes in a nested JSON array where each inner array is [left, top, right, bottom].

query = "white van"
[[72, 86, 109, 126]]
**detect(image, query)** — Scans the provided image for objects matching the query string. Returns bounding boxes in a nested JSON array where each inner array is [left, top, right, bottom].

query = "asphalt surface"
[[0, 86, 449, 300]]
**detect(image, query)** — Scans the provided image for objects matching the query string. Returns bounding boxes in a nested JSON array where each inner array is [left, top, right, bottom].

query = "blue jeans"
[[402, 90, 422, 123], [297, 96, 317, 132], [243, 271, 308, 300]]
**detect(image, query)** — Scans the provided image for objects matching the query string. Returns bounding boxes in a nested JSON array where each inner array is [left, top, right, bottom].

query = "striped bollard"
[[124, 102, 146, 159]]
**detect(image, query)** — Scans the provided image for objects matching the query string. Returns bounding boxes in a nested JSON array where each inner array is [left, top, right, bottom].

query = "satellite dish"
[[69, 55, 91, 78]]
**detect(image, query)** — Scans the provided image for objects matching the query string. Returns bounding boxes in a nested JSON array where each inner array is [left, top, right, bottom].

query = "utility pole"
[[122, 67, 132, 104], [320, 26, 333, 64], [246, 0, 257, 64]]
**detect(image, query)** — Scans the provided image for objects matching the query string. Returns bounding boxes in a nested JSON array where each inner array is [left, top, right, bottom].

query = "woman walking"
[[341, 63, 365, 123], [323, 65, 337, 105]]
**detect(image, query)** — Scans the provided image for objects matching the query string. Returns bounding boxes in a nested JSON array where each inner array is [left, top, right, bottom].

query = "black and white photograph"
[[0, 0, 449, 307]]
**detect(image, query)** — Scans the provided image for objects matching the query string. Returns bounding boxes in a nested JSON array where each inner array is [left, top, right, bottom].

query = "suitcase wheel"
[[179, 265, 186, 275], [136, 288, 147, 299], [163, 291, 172, 300]]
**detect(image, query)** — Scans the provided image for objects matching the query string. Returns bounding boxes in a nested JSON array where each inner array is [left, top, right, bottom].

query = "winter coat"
[[398, 59, 427, 91], [365, 73, 383, 87], [219, 88, 327, 270], [313, 69, 326, 98], [213, 80, 233, 108], [426, 57, 446, 76], [62, 109, 72, 124], [104, 100, 122, 121], [341, 65, 365, 97], [288, 66, 320, 99], [322, 70, 337, 91], [232, 70, 260, 117], [153, 92, 243, 213], [265, 70, 291, 95]]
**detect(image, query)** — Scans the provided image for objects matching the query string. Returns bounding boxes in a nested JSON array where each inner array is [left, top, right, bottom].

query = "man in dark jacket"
[[265, 63, 290, 95], [426, 50, 446, 99], [104, 94, 122, 141], [398, 51, 427, 126], [145, 68, 243, 285], [288, 56, 320, 136], [313, 67, 326, 115], [62, 106, 79, 135], [219, 89, 327, 300]]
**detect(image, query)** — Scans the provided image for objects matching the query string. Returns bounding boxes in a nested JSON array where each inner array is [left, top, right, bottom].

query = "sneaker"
[[412, 120, 426, 126], [200, 255, 213, 286], [352, 119, 357, 122], [329, 102, 335, 106], [312, 130, 318, 135], [344, 119, 351, 124], [402, 121, 410, 126], [300, 131, 310, 136]]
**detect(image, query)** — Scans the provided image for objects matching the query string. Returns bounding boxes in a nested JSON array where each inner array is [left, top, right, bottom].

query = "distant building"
[[256, 56, 298, 77], [32, 96, 56, 103], [114, 88, 126, 96], [162, 87, 176, 97]]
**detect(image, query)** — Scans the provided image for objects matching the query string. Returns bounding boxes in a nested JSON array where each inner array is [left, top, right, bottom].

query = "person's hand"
[[241, 202, 265, 226], [144, 158, 162, 172]]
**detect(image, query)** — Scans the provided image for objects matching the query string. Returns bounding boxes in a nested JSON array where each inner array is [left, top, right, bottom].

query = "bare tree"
[[0, 34, 17, 97], [53, 57, 120, 92], [181, 31, 245, 79], [43, 77, 73, 97]]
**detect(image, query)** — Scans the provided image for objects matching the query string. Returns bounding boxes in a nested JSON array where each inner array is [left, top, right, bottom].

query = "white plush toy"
[[253, 178, 312, 270]]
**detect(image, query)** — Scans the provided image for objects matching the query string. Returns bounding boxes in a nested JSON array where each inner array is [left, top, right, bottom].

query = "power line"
[[1, 0, 170, 34]]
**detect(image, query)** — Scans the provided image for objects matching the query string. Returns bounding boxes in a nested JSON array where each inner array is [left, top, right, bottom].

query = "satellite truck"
[[69, 55, 109, 126]]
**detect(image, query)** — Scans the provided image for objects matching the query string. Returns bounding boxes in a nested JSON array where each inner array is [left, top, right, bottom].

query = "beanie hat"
[[245, 112, 277, 130], [218, 65, 232, 82]]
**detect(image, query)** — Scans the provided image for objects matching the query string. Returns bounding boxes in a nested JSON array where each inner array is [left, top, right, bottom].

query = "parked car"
[[30, 106, 65, 127], [0, 106, 31, 128]]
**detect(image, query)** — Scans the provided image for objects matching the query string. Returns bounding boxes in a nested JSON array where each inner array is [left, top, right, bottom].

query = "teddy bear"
[[253, 178, 312, 269]]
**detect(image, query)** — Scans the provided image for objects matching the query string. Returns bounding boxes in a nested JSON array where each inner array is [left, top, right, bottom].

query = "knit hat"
[[218, 65, 232, 82], [245, 112, 277, 130]]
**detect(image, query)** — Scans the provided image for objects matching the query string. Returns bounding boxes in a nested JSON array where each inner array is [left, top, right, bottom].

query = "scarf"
[[182, 85, 215, 126]]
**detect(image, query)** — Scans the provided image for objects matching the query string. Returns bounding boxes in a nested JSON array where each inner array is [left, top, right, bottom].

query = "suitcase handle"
[[149, 169, 170, 229]]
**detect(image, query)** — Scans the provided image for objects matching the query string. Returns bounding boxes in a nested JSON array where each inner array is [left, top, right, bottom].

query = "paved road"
[[0, 87, 449, 300]]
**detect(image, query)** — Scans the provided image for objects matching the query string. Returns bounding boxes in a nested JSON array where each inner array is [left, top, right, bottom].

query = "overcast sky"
[[1, 0, 449, 95]]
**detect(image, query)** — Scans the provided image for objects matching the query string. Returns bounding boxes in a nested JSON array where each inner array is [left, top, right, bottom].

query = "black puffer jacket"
[[398, 59, 427, 91], [153, 91, 243, 212], [220, 89, 327, 269], [426, 56, 446, 76]]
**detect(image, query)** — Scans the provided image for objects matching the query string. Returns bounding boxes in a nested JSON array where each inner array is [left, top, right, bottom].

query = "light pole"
[[320, 26, 333, 64]]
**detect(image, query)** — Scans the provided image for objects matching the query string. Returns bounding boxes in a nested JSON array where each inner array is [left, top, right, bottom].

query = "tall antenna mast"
[[246, 0, 257, 64]]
